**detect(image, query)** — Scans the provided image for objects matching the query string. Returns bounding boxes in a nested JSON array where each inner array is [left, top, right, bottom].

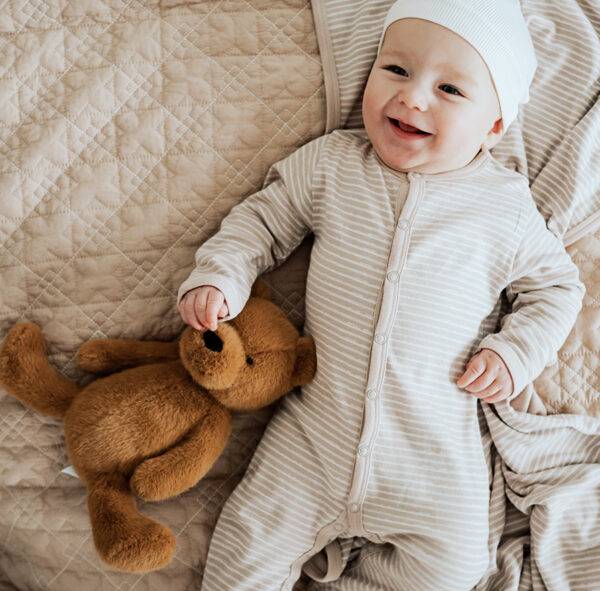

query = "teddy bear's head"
[[178, 281, 316, 412]]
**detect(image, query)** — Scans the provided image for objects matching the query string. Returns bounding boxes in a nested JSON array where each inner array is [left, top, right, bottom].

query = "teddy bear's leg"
[[0, 323, 80, 418], [131, 404, 232, 502], [86, 471, 176, 573], [77, 339, 179, 374]]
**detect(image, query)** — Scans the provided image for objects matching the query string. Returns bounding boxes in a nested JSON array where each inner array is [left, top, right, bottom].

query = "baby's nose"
[[397, 83, 428, 112], [203, 330, 223, 352]]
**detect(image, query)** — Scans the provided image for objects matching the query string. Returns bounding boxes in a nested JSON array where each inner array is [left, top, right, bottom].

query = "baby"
[[178, 1, 585, 590]]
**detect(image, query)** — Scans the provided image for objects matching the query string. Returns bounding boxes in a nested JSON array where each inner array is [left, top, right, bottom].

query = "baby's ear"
[[491, 117, 503, 135], [483, 117, 504, 150]]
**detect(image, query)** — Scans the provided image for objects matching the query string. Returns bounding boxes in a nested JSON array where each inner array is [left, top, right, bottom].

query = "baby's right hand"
[[178, 285, 229, 332]]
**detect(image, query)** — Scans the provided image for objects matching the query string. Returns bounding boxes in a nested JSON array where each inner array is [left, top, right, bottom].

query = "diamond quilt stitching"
[[1, 1, 324, 587]]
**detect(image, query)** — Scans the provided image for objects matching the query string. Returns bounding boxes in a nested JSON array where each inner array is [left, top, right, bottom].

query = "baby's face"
[[362, 18, 503, 174]]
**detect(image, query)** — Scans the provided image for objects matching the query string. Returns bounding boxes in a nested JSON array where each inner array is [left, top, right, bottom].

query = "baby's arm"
[[177, 135, 327, 323], [470, 196, 585, 401]]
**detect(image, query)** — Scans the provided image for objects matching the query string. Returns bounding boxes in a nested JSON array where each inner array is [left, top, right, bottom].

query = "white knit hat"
[[376, 0, 537, 132]]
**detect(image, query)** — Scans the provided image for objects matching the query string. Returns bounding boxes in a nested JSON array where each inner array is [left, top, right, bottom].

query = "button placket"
[[373, 333, 387, 344], [357, 444, 369, 456], [347, 168, 424, 535]]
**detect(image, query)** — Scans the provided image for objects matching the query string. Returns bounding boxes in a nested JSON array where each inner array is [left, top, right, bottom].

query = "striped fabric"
[[302, 2, 600, 589], [312, 0, 600, 246], [179, 129, 585, 590]]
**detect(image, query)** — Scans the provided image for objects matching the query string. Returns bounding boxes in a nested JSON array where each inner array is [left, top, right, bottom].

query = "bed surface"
[[1, 0, 599, 589], [0, 1, 323, 588]]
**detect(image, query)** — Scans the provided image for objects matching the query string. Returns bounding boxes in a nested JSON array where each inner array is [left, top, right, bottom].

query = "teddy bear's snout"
[[203, 330, 223, 352], [179, 323, 246, 392]]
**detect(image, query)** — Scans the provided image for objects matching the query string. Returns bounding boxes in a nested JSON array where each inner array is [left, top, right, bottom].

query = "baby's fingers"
[[193, 289, 214, 331], [480, 385, 511, 404], [180, 293, 204, 331], [457, 355, 488, 390], [204, 290, 225, 331]]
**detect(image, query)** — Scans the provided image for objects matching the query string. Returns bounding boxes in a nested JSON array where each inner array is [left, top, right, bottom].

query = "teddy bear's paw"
[[97, 517, 176, 573], [76, 340, 116, 373], [0, 323, 45, 383], [131, 458, 183, 502]]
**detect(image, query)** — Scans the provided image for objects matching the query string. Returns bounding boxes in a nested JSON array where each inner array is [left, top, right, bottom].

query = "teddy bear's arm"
[[130, 403, 232, 502], [77, 339, 179, 374]]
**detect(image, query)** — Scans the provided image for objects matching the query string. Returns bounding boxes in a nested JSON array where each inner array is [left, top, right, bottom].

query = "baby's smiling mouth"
[[387, 117, 431, 135]]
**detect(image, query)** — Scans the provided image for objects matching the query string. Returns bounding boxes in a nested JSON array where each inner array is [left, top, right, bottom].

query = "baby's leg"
[[310, 533, 488, 591], [200, 407, 346, 591], [305, 540, 390, 591]]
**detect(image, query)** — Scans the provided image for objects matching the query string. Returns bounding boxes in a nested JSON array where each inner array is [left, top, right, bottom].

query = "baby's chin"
[[374, 133, 486, 174], [374, 144, 433, 174]]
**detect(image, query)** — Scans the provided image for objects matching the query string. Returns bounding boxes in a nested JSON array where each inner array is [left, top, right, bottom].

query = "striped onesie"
[[177, 128, 584, 590]]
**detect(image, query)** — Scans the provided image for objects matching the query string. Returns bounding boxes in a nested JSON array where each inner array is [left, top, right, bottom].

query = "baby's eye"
[[384, 65, 408, 76], [440, 84, 463, 96]]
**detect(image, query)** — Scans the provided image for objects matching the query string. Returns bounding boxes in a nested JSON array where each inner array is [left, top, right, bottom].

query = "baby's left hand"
[[456, 348, 514, 404]]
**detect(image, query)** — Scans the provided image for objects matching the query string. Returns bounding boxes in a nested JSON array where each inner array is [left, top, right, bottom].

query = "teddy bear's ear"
[[250, 278, 272, 301], [291, 335, 317, 387]]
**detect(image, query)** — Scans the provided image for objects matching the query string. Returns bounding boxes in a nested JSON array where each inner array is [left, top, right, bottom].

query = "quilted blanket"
[[1, 0, 599, 590], [0, 0, 324, 588]]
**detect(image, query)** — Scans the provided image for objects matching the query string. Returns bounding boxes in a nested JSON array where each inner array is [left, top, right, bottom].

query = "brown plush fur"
[[0, 279, 316, 573]]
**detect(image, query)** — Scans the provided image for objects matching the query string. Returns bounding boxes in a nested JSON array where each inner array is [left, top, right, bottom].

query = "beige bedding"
[[0, 0, 599, 589], [0, 1, 323, 588]]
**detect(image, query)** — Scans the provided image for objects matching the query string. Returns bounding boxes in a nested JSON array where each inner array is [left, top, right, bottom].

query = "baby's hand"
[[178, 285, 229, 332], [456, 348, 514, 404]]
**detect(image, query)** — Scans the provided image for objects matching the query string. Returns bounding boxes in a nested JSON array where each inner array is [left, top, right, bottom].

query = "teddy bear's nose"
[[203, 330, 223, 352]]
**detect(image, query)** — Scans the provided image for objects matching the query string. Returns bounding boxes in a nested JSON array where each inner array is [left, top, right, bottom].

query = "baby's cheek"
[[361, 77, 382, 119], [361, 93, 377, 124]]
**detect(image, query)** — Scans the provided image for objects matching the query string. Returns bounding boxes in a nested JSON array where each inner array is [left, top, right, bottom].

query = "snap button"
[[386, 270, 400, 283], [349, 503, 359, 513], [398, 219, 410, 230], [374, 333, 387, 344], [334, 523, 344, 532], [366, 388, 378, 400], [357, 444, 369, 456]]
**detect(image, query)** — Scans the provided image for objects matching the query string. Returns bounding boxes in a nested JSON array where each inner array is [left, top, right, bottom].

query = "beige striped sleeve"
[[177, 135, 326, 319], [476, 194, 586, 399]]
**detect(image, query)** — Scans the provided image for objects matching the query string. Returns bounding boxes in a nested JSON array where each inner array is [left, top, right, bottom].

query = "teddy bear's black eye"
[[246, 356, 254, 366]]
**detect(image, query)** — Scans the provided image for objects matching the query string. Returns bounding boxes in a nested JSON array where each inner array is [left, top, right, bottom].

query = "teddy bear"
[[0, 279, 316, 573]]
